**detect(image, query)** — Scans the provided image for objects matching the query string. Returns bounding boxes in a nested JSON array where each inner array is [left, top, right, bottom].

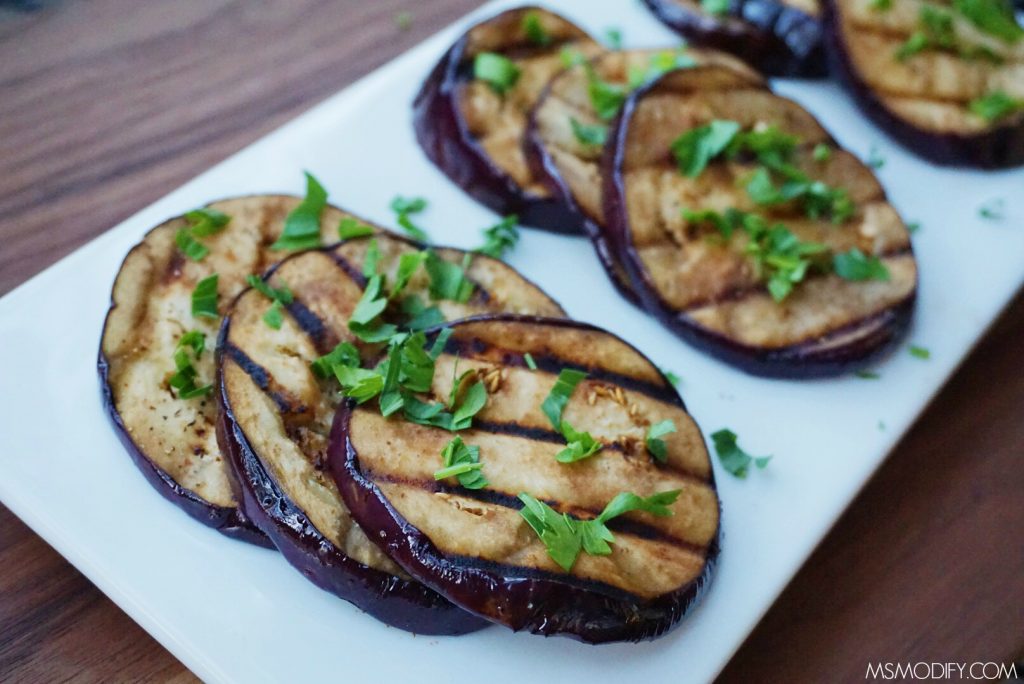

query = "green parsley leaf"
[[952, 0, 1023, 43], [813, 143, 832, 162], [178, 330, 206, 356], [348, 274, 398, 342], [855, 370, 881, 379], [334, 365, 385, 403], [671, 120, 741, 177], [451, 380, 487, 429], [401, 295, 445, 331], [271, 172, 328, 251], [524, 352, 538, 370], [979, 198, 1006, 219], [390, 251, 429, 300], [909, 344, 931, 359], [596, 489, 681, 522], [587, 72, 629, 120], [626, 49, 698, 89], [191, 274, 219, 319], [867, 145, 886, 169], [541, 368, 587, 430], [185, 208, 231, 237], [523, 11, 551, 46], [645, 420, 677, 463], [907, 221, 922, 233], [362, 238, 381, 278], [378, 341, 406, 417], [175, 228, 210, 261], [395, 11, 413, 30], [662, 369, 681, 387], [429, 327, 453, 360], [476, 215, 520, 260], [169, 331, 212, 400], [570, 117, 608, 147], [474, 52, 521, 94], [555, 422, 603, 463], [310, 341, 360, 378], [560, 46, 587, 68], [263, 299, 285, 329], [390, 195, 430, 242], [702, 0, 731, 14], [682, 207, 747, 240], [435, 437, 488, 489], [869, 0, 893, 10], [833, 248, 891, 281], [970, 90, 1024, 121], [742, 218, 828, 302], [338, 216, 375, 240], [710, 428, 771, 478], [604, 27, 623, 49], [425, 252, 474, 303], [246, 274, 293, 330], [396, 332, 436, 393]]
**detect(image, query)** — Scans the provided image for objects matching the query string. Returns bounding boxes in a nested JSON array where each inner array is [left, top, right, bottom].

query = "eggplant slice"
[[603, 67, 918, 377], [330, 316, 719, 643], [99, 195, 357, 545], [642, 0, 827, 77], [413, 6, 603, 233], [217, 236, 563, 633], [526, 48, 760, 303], [824, 0, 1024, 168]]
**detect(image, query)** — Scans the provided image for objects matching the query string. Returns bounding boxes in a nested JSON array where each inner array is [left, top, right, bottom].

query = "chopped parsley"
[[570, 117, 608, 147], [833, 248, 890, 281], [190, 274, 219, 319], [869, 0, 893, 10], [246, 274, 294, 330], [812, 143, 832, 162], [401, 295, 445, 331], [908, 344, 931, 359], [645, 420, 677, 463], [169, 331, 212, 399], [587, 70, 629, 120], [970, 91, 1024, 121], [604, 27, 623, 50], [390, 195, 430, 242], [907, 221, 922, 233], [425, 251, 474, 303], [671, 120, 741, 177], [896, 4, 1007, 61], [979, 198, 1006, 219], [523, 11, 551, 46], [348, 274, 398, 342], [338, 216, 375, 240], [662, 369, 681, 387], [626, 49, 698, 89], [271, 172, 328, 251], [702, 0, 730, 14], [952, 0, 1023, 44], [474, 52, 521, 94], [435, 437, 488, 489], [524, 353, 538, 370], [742, 217, 829, 301], [518, 489, 681, 571], [185, 208, 230, 237], [175, 228, 210, 261], [560, 46, 587, 68], [710, 429, 771, 478], [476, 215, 519, 260], [311, 341, 360, 379], [541, 369, 603, 464]]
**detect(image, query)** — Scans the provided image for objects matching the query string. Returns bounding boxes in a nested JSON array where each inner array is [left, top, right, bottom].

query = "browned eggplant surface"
[[642, 0, 827, 77], [414, 7, 603, 232], [526, 48, 760, 302], [603, 67, 918, 377], [99, 195, 356, 544], [824, 0, 1024, 167], [331, 316, 719, 643], [217, 237, 563, 633]]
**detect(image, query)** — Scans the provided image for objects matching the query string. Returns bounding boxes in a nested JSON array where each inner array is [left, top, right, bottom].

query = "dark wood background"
[[0, 1, 1021, 681]]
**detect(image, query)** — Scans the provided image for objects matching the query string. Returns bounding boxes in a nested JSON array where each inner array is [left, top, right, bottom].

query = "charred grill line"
[[367, 470, 710, 554], [284, 299, 333, 354], [326, 251, 368, 288], [224, 343, 294, 415]]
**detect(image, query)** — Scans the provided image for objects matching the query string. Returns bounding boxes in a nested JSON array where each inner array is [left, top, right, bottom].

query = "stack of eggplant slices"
[[99, 3, 1021, 643]]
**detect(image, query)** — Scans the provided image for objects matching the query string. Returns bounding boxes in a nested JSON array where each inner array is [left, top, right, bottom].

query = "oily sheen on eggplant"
[[99, 195, 355, 545], [823, 0, 1024, 168], [641, 0, 827, 77], [330, 316, 720, 643], [603, 67, 918, 377], [217, 236, 563, 633], [413, 6, 602, 233], [525, 48, 760, 304]]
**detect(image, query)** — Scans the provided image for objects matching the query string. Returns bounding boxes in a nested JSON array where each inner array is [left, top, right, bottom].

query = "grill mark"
[[440, 336, 678, 404], [326, 250, 368, 288], [160, 249, 186, 286], [368, 471, 710, 555], [225, 343, 297, 415], [285, 298, 334, 355], [471, 419, 709, 485]]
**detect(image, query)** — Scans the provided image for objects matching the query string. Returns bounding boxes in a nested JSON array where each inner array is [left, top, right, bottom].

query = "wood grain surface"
[[0, 1, 1021, 682]]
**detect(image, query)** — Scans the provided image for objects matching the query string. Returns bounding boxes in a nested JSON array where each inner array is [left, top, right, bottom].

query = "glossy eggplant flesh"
[[99, 195, 354, 544], [826, 0, 1024, 167], [414, 6, 603, 231], [641, 0, 828, 77], [526, 49, 761, 302], [217, 236, 562, 632], [604, 67, 917, 377], [331, 316, 720, 643]]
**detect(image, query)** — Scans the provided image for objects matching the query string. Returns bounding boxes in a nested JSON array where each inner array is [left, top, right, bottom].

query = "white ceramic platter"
[[0, 1, 1021, 682]]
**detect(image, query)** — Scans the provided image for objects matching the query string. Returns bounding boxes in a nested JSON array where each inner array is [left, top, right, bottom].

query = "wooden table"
[[1, 1, 1021, 681]]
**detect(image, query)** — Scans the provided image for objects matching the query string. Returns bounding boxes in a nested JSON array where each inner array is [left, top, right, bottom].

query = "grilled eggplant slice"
[[526, 48, 760, 303], [642, 0, 827, 77], [824, 0, 1024, 168], [99, 195, 356, 545], [602, 67, 918, 377], [413, 6, 602, 233], [331, 316, 719, 643], [217, 236, 563, 633]]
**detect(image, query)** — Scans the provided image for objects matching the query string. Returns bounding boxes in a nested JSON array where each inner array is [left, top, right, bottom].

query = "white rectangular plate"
[[1, 1, 1021, 682]]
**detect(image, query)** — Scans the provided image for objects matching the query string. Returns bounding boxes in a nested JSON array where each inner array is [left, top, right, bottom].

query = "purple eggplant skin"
[[214, 322, 487, 636], [821, 1, 1024, 169], [642, 0, 827, 78], [600, 80, 916, 379], [97, 311, 272, 548], [330, 315, 720, 644], [412, 8, 590, 234]]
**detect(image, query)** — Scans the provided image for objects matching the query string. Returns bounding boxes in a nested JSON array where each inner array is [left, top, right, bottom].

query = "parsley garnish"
[[671, 120, 741, 177], [425, 252, 474, 302], [702, 0, 730, 14], [390, 195, 430, 242], [435, 437, 488, 489], [626, 49, 698, 89], [523, 11, 551, 46], [474, 52, 521, 94], [191, 274, 219, 319], [338, 216, 375, 240], [646, 420, 677, 463], [710, 429, 771, 478], [185, 208, 230, 237], [246, 274, 294, 330], [833, 248, 890, 281], [175, 229, 210, 261], [541, 369, 603, 464], [348, 274, 398, 342], [953, 0, 1023, 43], [869, 0, 893, 10], [743, 218, 828, 301], [812, 143, 832, 162], [587, 71, 629, 121], [867, 145, 886, 169], [907, 221, 922, 233], [560, 46, 587, 68], [662, 369, 681, 387], [271, 172, 328, 251], [311, 341, 360, 378], [518, 489, 681, 571], [970, 90, 1024, 121], [909, 344, 931, 359], [604, 27, 623, 49], [334, 365, 385, 403], [476, 215, 519, 260], [570, 117, 608, 147], [169, 331, 212, 399], [391, 251, 429, 300], [401, 295, 444, 331], [979, 198, 1006, 219], [524, 353, 538, 370], [556, 423, 604, 463]]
